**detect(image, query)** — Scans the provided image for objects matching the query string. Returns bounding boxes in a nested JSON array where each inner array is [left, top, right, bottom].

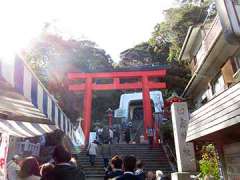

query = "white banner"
[[72, 126, 85, 146], [0, 134, 9, 180], [89, 132, 96, 144]]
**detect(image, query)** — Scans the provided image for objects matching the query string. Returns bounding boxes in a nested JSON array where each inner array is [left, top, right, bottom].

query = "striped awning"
[[0, 55, 83, 143], [0, 118, 57, 137]]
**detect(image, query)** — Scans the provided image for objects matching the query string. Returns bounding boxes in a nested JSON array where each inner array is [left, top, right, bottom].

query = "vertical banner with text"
[[0, 133, 9, 180]]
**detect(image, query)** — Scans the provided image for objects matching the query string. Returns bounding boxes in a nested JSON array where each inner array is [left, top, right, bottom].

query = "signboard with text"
[[114, 109, 126, 118], [0, 134, 9, 180]]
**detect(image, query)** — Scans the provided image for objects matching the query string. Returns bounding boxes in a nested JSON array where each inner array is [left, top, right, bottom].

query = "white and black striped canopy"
[[0, 55, 84, 145]]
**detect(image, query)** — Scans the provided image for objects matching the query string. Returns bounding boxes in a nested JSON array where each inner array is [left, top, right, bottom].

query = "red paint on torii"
[[68, 69, 167, 143]]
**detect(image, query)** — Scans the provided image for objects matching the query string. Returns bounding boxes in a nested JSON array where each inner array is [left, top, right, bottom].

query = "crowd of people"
[[90, 125, 131, 169], [104, 155, 169, 180], [86, 126, 169, 180], [96, 124, 155, 146], [87, 139, 112, 169], [96, 126, 121, 144], [96, 124, 139, 145], [7, 145, 169, 180], [7, 145, 85, 180], [6, 124, 164, 180]]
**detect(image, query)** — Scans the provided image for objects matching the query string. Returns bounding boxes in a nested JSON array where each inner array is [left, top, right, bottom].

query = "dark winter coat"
[[52, 164, 85, 180], [124, 129, 131, 143], [116, 173, 140, 180], [104, 170, 124, 180]]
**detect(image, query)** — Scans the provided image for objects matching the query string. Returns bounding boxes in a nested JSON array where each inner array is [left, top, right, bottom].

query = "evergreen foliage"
[[119, 1, 214, 95], [199, 144, 220, 179], [24, 33, 114, 122]]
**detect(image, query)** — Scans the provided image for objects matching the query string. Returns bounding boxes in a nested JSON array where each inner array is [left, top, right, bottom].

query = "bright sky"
[[0, 0, 176, 62]]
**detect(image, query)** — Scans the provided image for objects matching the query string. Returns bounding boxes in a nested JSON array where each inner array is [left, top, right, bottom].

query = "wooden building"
[[179, 3, 240, 178]]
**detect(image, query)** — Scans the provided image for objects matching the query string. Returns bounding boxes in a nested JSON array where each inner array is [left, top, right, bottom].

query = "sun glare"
[[0, 24, 36, 65], [0, 0, 175, 63], [0, 51, 16, 65]]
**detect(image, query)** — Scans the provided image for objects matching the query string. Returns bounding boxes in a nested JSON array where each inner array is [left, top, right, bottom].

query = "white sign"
[[171, 102, 196, 172], [114, 109, 126, 118], [0, 134, 9, 180], [89, 132, 96, 144]]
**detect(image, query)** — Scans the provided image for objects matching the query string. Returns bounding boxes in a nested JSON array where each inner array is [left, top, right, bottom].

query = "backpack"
[[102, 128, 110, 143]]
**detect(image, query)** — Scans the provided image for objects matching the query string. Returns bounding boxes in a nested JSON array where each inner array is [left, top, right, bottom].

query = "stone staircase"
[[75, 144, 173, 180]]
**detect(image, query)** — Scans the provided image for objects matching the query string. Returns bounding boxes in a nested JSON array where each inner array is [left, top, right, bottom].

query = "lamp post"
[[154, 112, 164, 145], [106, 108, 113, 128]]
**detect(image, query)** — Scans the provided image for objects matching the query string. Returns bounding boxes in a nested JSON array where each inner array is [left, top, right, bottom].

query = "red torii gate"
[[68, 69, 167, 142]]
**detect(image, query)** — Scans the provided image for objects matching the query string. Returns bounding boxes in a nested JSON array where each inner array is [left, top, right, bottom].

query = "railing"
[[162, 143, 177, 171], [195, 16, 222, 68], [186, 82, 240, 142], [132, 119, 144, 143], [16, 141, 41, 156]]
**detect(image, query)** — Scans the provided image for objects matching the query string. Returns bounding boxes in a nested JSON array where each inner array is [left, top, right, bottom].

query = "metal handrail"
[[162, 142, 177, 172], [132, 119, 144, 142], [165, 143, 177, 164]]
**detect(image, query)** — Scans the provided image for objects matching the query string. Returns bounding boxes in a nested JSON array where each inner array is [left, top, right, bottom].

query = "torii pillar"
[[82, 77, 93, 142], [142, 76, 153, 138]]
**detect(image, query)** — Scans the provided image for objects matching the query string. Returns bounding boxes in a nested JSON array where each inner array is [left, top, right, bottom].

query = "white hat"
[[13, 155, 21, 161], [156, 170, 164, 177]]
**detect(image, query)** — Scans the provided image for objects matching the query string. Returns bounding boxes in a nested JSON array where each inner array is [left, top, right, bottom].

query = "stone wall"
[[224, 142, 240, 179]]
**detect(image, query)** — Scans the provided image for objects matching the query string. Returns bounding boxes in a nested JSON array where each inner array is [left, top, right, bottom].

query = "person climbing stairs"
[[75, 144, 173, 180]]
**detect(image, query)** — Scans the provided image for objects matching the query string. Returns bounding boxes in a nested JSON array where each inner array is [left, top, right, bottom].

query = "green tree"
[[150, 1, 213, 61], [119, 1, 214, 95], [24, 32, 115, 122]]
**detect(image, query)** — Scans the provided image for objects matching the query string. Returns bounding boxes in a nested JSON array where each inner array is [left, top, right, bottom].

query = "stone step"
[[78, 154, 166, 157], [80, 149, 164, 155], [83, 169, 172, 175], [80, 165, 172, 175], [78, 161, 170, 167], [80, 163, 171, 167], [110, 147, 165, 150], [77, 155, 167, 159], [77, 157, 168, 164], [99, 145, 164, 148], [81, 164, 171, 169], [80, 149, 165, 152], [78, 153, 167, 157], [83, 169, 172, 176], [83, 168, 172, 173], [80, 160, 169, 164], [76, 144, 173, 179], [77, 155, 168, 158]]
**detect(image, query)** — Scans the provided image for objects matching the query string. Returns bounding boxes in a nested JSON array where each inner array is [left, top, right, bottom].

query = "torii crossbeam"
[[68, 69, 167, 142]]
